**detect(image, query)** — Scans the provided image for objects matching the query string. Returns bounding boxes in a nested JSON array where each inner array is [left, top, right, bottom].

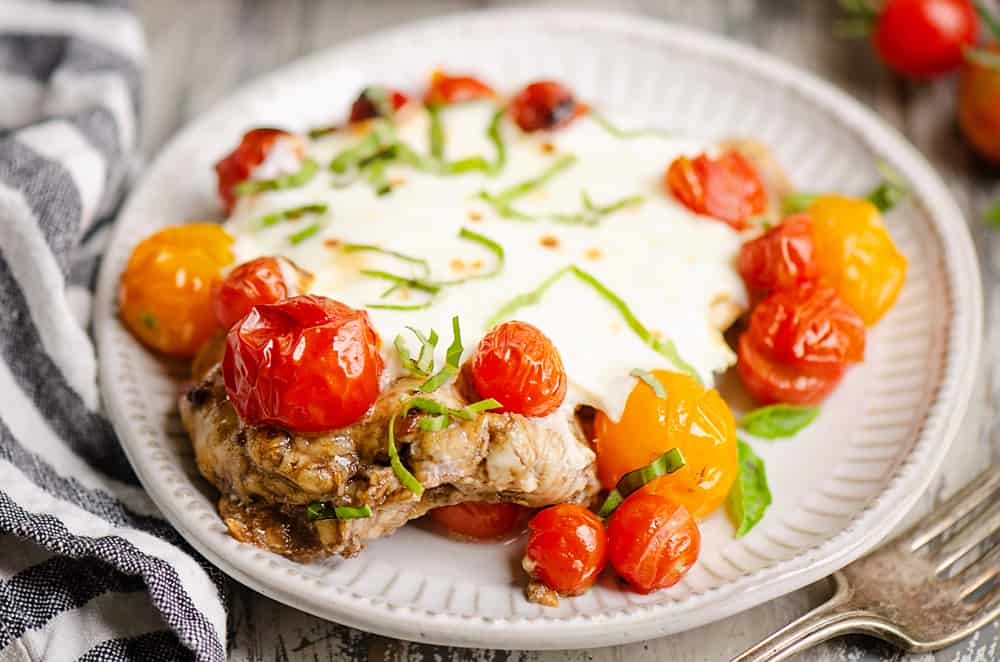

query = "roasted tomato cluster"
[[735, 194, 906, 405], [509, 80, 587, 132], [423, 70, 496, 106], [665, 150, 768, 230]]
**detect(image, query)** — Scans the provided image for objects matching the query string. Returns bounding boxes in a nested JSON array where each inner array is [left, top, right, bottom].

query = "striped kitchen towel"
[[0, 2, 227, 661]]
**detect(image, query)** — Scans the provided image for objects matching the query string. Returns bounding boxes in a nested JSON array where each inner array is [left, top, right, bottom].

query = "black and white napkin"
[[0, 2, 227, 660]]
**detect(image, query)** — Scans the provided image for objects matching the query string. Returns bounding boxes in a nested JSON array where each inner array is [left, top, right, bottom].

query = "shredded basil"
[[387, 413, 424, 496], [448, 398, 503, 420], [428, 104, 445, 160], [342, 243, 431, 278], [487, 265, 700, 382], [255, 203, 328, 229], [590, 111, 674, 140], [478, 154, 577, 219], [235, 158, 318, 196], [739, 404, 819, 439], [597, 448, 685, 518], [727, 439, 772, 537], [986, 199, 1000, 228], [549, 192, 645, 227], [436, 228, 505, 285], [329, 122, 396, 173], [306, 502, 373, 521], [783, 192, 817, 215], [396, 327, 439, 377], [439, 107, 507, 176], [630, 369, 666, 398], [286, 221, 323, 245], [484, 107, 507, 174], [417, 316, 462, 392]]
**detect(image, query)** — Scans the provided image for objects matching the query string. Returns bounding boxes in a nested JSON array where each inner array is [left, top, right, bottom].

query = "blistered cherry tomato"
[[348, 87, 410, 123], [808, 195, 907, 326], [737, 333, 845, 406], [508, 81, 586, 132], [594, 370, 737, 520], [958, 46, 1000, 163], [470, 321, 567, 418], [738, 213, 818, 294], [212, 256, 309, 329], [430, 502, 528, 540], [423, 70, 496, 105], [606, 492, 700, 593], [222, 295, 383, 432], [522, 504, 607, 596], [873, 0, 978, 78], [214, 128, 304, 214], [119, 224, 234, 357], [665, 150, 767, 230]]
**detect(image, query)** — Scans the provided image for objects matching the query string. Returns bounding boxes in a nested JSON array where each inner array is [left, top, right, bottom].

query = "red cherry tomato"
[[470, 321, 567, 418], [606, 492, 700, 594], [222, 294, 383, 432], [958, 45, 1000, 163], [738, 213, 818, 294], [873, 0, 978, 79], [737, 334, 846, 406], [423, 70, 496, 105], [348, 87, 410, 123], [214, 128, 302, 214], [430, 502, 528, 540], [508, 81, 586, 132], [523, 504, 607, 596], [665, 150, 767, 230], [213, 257, 298, 329]]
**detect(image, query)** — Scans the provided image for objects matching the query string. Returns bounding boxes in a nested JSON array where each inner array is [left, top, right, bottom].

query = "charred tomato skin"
[[606, 492, 700, 594], [523, 504, 607, 596], [348, 88, 410, 122], [222, 294, 383, 432], [470, 321, 567, 418], [508, 81, 586, 132]]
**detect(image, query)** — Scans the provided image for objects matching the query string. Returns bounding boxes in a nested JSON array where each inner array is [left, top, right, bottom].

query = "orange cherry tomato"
[[606, 492, 700, 593], [423, 70, 496, 105], [594, 370, 737, 520], [119, 224, 234, 357], [348, 87, 410, 123], [212, 256, 307, 329], [522, 504, 607, 596], [737, 213, 818, 294], [222, 294, 383, 432], [430, 502, 528, 540], [958, 46, 1000, 163], [808, 195, 907, 326], [470, 321, 567, 418], [665, 150, 767, 230], [214, 128, 303, 214], [508, 81, 586, 132]]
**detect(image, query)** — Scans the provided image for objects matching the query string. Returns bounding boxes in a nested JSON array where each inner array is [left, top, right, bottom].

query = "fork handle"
[[731, 572, 862, 662]]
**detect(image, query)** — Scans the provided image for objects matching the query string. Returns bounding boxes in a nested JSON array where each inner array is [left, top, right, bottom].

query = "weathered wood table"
[[133, 1, 1000, 659]]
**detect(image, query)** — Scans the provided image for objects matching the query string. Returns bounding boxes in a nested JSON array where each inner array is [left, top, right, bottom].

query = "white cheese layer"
[[225, 102, 746, 422]]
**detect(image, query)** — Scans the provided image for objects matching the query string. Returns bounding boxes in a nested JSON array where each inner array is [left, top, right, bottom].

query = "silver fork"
[[733, 464, 1000, 661]]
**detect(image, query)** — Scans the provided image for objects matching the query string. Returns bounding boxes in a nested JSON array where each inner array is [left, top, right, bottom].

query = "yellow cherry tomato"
[[119, 224, 234, 357], [808, 195, 907, 326], [595, 370, 738, 520]]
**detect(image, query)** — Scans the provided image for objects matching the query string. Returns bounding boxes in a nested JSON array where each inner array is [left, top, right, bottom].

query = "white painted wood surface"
[[131, 1, 1000, 659]]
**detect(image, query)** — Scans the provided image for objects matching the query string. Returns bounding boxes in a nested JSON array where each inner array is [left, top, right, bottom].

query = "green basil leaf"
[[235, 158, 319, 196], [597, 448, 686, 518], [418, 414, 451, 431], [478, 154, 576, 218], [255, 203, 328, 229], [590, 111, 674, 140], [985, 199, 1000, 228], [739, 404, 819, 439], [418, 316, 462, 393], [428, 104, 445, 160], [448, 398, 502, 420], [866, 161, 908, 212], [549, 191, 644, 227], [629, 369, 666, 398], [306, 502, 373, 521], [782, 192, 818, 215], [342, 243, 431, 278], [727, 439, 772, 537], [387, 413, 423, 496], [436, 228, 505, 286], [286, 221, 323, 245]]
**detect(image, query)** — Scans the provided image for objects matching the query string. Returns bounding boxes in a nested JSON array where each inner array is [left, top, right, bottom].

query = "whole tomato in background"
[[959, 46, 1000, 162]]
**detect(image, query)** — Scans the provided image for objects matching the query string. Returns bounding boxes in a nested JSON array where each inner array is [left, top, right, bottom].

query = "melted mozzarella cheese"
[[226, 102, 747, 422]]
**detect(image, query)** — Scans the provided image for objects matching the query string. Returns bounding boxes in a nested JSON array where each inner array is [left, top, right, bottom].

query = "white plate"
[[95, 8, 982, 650]]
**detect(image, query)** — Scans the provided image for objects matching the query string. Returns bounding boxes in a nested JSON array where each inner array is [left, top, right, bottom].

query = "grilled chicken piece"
[[180, 367, 599, 561]]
